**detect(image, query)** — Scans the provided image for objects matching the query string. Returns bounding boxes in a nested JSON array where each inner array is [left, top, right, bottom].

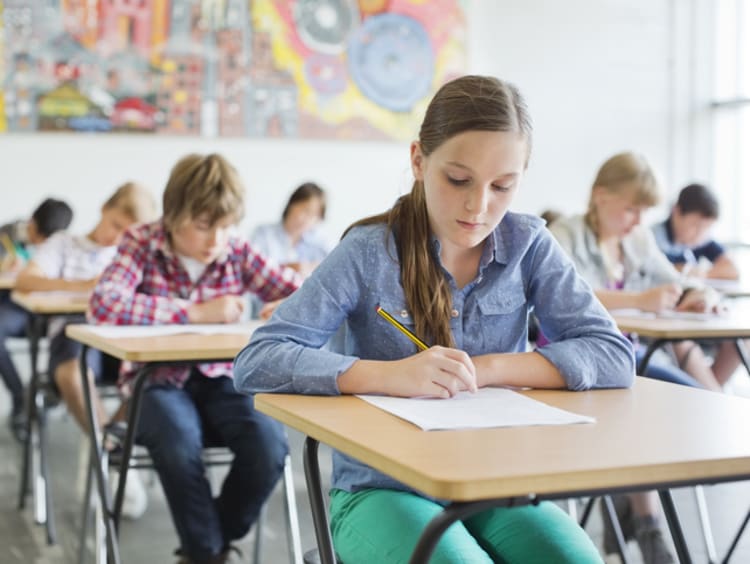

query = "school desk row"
[[9, 288, 750, 563]]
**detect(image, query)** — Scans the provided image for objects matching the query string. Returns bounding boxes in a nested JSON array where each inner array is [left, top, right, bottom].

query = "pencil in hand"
[[376, 305, 429, 351]]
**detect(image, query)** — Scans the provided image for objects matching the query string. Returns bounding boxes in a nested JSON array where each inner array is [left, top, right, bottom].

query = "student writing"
[[15, 184, 155, 518], [88, 154, 302, 564], [547, 152, 739, 564], [652, 183, 739, 280], [0, 198, 73, 441], [234, 75, 633, 564]]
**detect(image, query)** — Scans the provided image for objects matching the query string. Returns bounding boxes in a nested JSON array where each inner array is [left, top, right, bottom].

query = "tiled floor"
[[1, 341, 750, 563]]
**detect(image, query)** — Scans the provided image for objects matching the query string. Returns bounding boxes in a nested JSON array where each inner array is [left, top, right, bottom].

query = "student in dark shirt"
[[652, 183, 739, 280], [0, 198, 73, 442]]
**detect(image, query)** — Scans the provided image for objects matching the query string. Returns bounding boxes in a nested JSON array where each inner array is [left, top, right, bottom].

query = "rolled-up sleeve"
[[528, 230, 635, 390], [234, 233, 365, 395]]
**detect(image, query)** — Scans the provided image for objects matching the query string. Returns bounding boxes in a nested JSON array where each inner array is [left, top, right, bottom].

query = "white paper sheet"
[[81, 322, 263, 339], [657, 310, 725, 321], [611, 308, 724, 321], [610, 308, 657, 319], [357, 388, 595, 431]]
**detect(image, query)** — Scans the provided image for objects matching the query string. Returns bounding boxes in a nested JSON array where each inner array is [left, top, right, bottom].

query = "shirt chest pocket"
[[474, 290, 529, 351], [376, 298, 422, 354]]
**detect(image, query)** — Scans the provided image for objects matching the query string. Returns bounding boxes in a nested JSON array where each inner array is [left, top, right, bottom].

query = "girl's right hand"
[[382, 346, 478, 398], [638, 283, 682, 312]]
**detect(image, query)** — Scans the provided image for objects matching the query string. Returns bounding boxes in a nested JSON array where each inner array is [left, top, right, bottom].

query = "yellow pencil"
[[376, 305, 429, 351], [0, 233, 17, 258]]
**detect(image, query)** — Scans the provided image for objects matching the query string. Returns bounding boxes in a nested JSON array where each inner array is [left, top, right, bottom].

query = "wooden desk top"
[[11, 290, 89, 314], [65, 323, 260, 363], [256, 378, 750, 501], [613, 309, 750, 339]]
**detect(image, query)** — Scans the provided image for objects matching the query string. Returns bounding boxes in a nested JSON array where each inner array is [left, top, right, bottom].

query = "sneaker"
[[174, 545, 243, 564], [220, 545, 243, 564], [8, 403, 27, 443], [634, 518, 676, 564], [109, 468, 148, 520], [601, 495, 634, 554]]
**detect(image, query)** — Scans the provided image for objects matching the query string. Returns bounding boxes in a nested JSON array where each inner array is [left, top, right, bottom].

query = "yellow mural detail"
[[253, 0, 430, 139]]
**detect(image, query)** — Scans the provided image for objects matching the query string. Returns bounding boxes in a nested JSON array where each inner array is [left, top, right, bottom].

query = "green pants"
[[330, 489, 603, 564]]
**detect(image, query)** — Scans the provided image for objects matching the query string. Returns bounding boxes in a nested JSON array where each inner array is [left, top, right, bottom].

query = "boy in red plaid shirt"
[[89, 154, 301, 564]]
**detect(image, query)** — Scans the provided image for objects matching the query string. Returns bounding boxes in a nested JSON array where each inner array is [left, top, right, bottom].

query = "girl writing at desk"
[[548, 151, 742, 564], [235, 75, 633, 563]]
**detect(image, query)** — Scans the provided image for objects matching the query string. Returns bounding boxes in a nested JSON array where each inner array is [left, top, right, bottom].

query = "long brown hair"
[[345, 75, 532, 347]]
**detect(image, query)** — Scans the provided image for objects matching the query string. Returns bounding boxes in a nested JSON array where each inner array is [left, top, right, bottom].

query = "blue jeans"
[[635, 345, 700, 387], [135, 371, 288, 563], [0, 296, 29, 407]]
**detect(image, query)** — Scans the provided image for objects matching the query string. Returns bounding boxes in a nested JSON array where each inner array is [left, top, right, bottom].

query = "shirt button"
[[400, 310, 408, 318], [451, 309, 459, 318]]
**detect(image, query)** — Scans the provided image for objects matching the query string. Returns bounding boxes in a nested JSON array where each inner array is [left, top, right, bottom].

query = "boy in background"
[[89, 154, 300, 564], [15, 183, 156, 518], [652, 183, 739, 280], [0, 198, 73, 441]]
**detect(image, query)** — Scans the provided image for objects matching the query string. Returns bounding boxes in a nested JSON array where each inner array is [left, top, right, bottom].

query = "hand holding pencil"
[[375, 305, 477, 397]]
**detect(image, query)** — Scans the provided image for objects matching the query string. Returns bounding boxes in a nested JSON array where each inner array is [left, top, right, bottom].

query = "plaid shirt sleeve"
[[87, 229, 191, 325], [242, 241, 302, 301]]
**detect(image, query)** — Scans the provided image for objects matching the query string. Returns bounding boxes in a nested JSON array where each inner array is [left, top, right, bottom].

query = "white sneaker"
[[109, 468, 148, 520]]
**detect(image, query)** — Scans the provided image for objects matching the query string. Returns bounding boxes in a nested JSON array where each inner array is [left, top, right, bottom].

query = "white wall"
[[0, 0, 709, 237]]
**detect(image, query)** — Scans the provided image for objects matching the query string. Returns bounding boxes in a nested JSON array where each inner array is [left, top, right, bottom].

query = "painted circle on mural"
[[294, 0, 360, 55], [304, 54, 348, 94], [348, 13, 434, 112]]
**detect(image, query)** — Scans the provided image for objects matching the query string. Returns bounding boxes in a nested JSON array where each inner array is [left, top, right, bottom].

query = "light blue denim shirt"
[[250, 222, 330, 264], [234, 212, 634, 495]]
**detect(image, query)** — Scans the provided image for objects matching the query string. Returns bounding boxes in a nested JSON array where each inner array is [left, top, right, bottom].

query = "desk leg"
[[17, 313, 56, 543], [303, 437, 336, 564], [602, 495, 631, 564], [79, 345, 121, 564], [17, 316, 38, 511], [659, 489, 692, 564], [734, 339, 750, 378], [409, 498, 534, 564], [637, 340, 666, 375], [112, 366, 150, 528], [38, 391, 56, 544], [722, 507, 750, 564]]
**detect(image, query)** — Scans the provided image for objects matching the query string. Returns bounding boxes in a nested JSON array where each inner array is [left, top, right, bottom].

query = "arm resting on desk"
[[16, 261, 97, 293]]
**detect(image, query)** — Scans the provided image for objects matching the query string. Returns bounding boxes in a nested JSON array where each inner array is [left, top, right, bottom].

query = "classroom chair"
[[721, 501, 750, 563], [78, 423, 303, 564], [578, 489, 718, 564], [76, 349, 303, 564]]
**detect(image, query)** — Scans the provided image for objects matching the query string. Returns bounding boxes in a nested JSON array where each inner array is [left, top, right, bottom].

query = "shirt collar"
[[149, 221, 173, 258], [429, 231, 498, 270]]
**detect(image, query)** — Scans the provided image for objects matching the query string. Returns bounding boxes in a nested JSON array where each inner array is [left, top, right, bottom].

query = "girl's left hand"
[[675, 287, 722, 313]]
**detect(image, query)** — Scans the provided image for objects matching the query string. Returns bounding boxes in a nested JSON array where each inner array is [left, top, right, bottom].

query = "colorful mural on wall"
[[0, 0, 466, 140]]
